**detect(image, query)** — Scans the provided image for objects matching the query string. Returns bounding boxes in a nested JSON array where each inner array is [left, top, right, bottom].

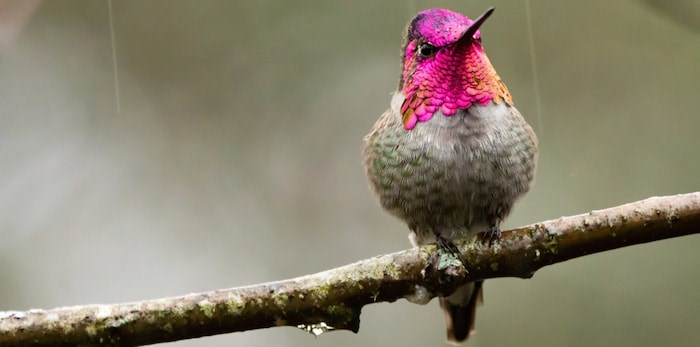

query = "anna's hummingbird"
[[362, 7, 538, 343]]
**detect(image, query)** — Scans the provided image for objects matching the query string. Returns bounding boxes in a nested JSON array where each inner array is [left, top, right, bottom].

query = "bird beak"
[[460, 7, 495, 42]]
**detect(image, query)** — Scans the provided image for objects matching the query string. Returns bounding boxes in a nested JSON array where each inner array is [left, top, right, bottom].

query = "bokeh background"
[[1, 0, 699, 346]]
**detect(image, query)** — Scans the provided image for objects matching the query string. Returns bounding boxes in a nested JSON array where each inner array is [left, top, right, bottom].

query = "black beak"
[[461, 7, 495, 41]]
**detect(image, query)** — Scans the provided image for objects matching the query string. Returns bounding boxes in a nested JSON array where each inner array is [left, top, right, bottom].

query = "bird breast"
[[362, 92, 537, 239]]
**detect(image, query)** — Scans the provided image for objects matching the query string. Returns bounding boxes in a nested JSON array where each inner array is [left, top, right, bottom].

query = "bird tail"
[[439, 281, 484, 344]]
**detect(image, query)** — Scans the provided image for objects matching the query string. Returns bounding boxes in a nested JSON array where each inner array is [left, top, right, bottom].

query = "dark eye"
[[418, 43, 436, 57]]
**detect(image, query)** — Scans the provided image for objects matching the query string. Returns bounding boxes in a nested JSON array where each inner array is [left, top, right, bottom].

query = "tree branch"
[[2, 192, 699, 346]]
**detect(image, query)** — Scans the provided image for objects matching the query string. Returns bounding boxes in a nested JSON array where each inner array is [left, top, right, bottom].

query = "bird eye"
[[418, 43, 436, 57]]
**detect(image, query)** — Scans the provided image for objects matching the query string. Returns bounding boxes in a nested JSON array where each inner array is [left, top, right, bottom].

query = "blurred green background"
[[1, 0, 699, 346]]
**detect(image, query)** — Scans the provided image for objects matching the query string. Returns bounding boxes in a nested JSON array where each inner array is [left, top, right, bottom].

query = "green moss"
[[490, 242, 502, 254], [62, 323, 74, 335], [527, 227, 536, 239], [666, 209, 679, 228], [544, 234, 559, 255], [85, 325, 98, 337], [325, 304, 347, 316], [226, 295, 245, 314], [112, 316, 132, 330], [197, 299, 215, 319], [325, 304, 360, 326], [382, 261, 401, 278]]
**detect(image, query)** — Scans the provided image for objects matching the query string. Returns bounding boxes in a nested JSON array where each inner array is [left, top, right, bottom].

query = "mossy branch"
[[1, 192, 699, 346]]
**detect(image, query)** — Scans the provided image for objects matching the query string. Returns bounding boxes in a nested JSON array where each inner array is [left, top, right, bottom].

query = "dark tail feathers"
[[439, 280, 484, 344]]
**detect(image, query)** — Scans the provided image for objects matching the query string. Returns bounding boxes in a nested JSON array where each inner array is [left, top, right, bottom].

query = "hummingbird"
[[362, 7, 538, 344]]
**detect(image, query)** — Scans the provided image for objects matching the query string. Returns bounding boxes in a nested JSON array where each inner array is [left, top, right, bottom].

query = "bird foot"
[[479, 225, 501, 245], [436, 234, 460, 256], [424, 235, 468, 296]]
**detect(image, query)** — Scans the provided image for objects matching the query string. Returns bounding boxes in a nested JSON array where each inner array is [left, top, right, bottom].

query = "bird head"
[[399, 7, 513, 130]]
